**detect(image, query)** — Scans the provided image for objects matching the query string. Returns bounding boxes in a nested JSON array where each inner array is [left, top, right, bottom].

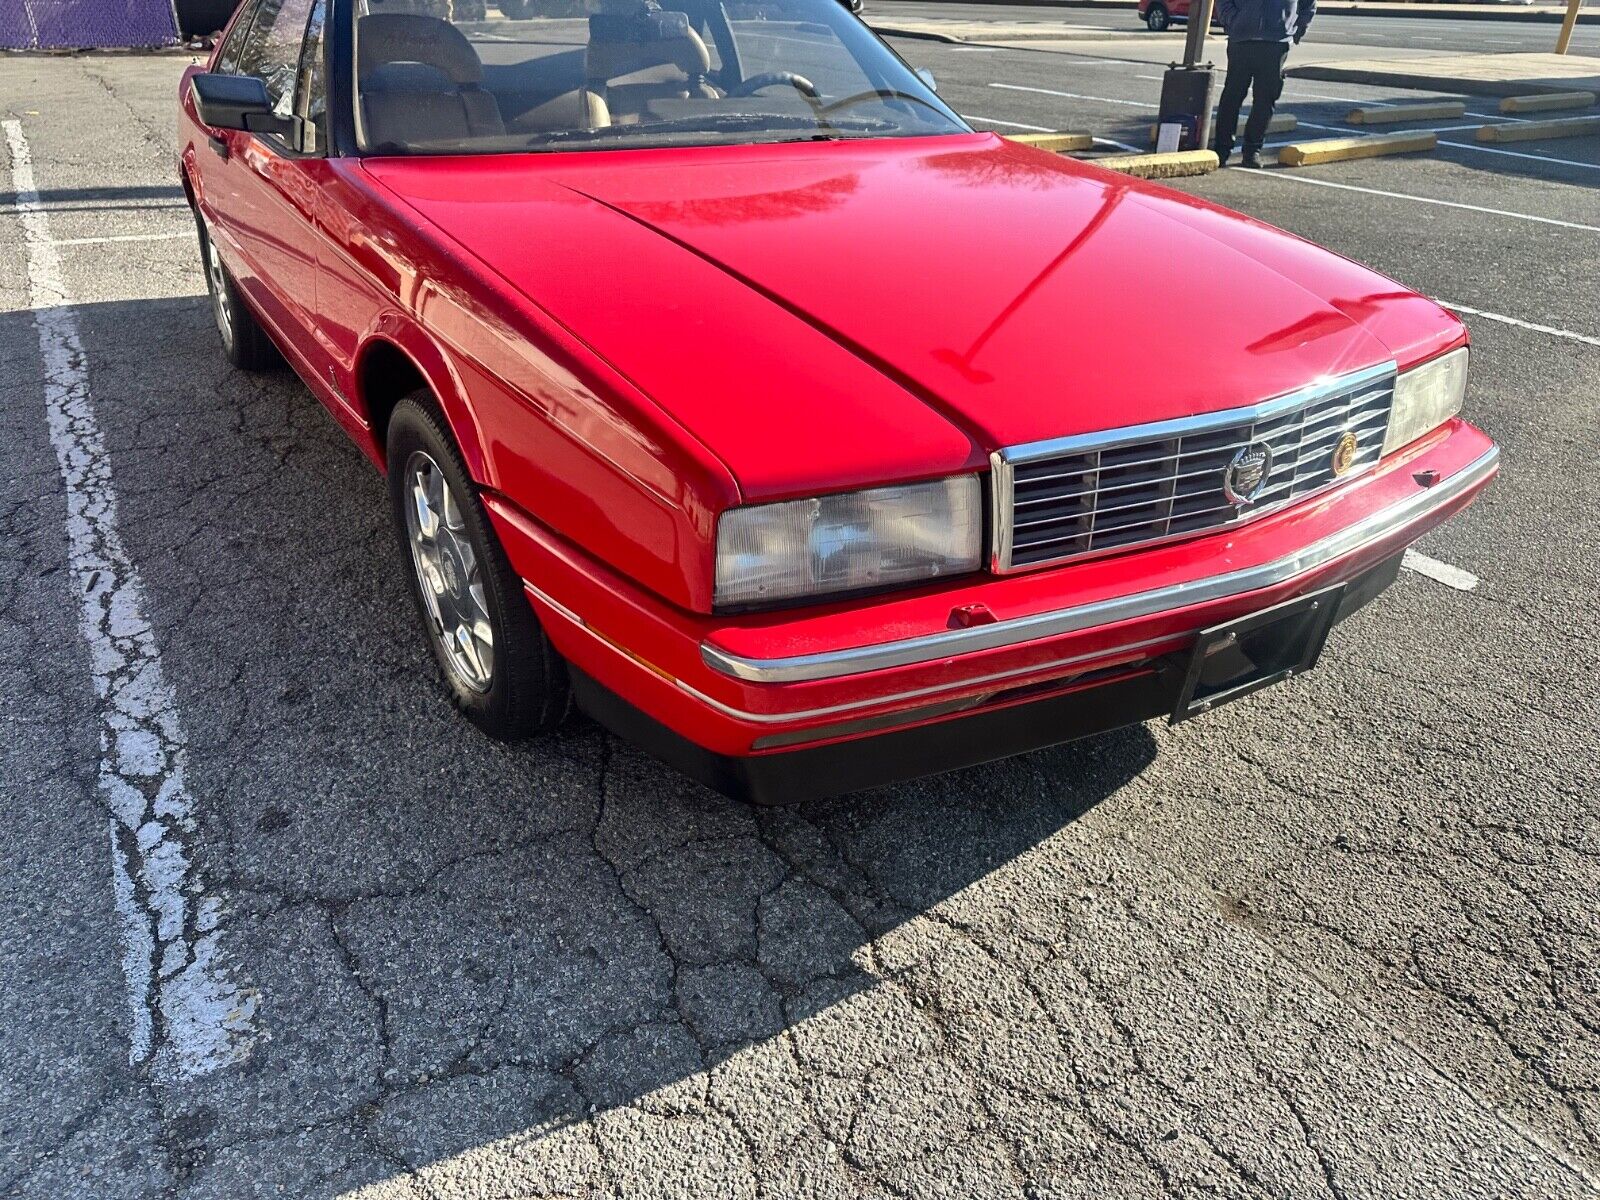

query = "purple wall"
[[1, 0, 180, 50]]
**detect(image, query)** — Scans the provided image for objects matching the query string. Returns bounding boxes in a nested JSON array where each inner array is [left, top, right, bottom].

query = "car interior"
[[351, 0, 954, 151]]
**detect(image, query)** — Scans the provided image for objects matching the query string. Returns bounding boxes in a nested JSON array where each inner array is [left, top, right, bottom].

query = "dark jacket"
[[1218, 0, 1315, 44]]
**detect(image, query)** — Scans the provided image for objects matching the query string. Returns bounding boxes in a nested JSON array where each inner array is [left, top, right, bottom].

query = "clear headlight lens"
[[715, 476, 982, 608], [1384, 347, 1468, 456]]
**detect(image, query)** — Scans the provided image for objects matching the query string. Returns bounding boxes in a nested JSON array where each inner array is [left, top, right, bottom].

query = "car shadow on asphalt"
[[0, 181, 192, 212], [5, 295, 1159, 1193]]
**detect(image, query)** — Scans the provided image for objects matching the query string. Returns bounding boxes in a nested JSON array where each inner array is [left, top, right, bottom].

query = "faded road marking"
[[4, 119, 259, 1080], [1437, 301, 1600, 348], [1403, 549, 1480, 592]]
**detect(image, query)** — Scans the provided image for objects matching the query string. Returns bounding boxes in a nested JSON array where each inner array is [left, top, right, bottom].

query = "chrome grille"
[[994, 363, 1397, 572]]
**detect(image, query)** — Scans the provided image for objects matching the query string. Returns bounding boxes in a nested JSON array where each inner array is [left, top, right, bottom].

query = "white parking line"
[[1436, 300, 1600, 348], [961, 113, 1054, 130], [1402, 549, 1479, 591], [990, 81, 1157, 108], [1252, 171, 1600, 234], [3, 119, 259, 1081], [1436, 139, 1600, 173]]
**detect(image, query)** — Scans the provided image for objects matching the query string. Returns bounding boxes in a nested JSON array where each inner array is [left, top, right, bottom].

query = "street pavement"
[[2, 32, 1599, 1200]]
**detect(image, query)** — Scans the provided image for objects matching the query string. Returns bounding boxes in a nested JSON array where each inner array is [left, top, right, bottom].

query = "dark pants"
[[1213, 40, 1290, 158]]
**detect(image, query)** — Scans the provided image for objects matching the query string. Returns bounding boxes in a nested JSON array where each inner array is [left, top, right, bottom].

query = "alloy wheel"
[[403, 450, 495, 694], [205, 230, 235, 351]]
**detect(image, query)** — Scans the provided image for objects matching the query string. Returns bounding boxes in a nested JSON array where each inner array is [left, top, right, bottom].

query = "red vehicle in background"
[[178, 0, 1495, 803], [1139, 0, 1225, 31]]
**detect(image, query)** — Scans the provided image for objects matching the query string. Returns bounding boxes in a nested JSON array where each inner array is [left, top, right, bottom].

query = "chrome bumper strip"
[[701, 446, 1499, 685], [526, 581, 1181, 726], [678, 632, 1182, 724]]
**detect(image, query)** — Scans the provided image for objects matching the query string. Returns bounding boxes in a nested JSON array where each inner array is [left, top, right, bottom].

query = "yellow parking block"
[[1092, 150, 1219, 179], [1004, 131, 1094, 152], [1477, 115, 1600, 142], [1147, 113, 1295, 144], [1276, 132, 1437, 166], [1347, 101, 1465, 125], [1499, 91, 1596, 114]]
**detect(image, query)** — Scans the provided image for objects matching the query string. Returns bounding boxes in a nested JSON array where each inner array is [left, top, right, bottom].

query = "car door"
[[190, 0, 265, 255], [201, 0, 326, 358]]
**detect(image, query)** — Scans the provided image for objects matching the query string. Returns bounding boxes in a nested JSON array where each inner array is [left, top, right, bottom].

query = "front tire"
[[386, 393, 570, 739], [1145, 3, 1170, 30], [195, 212, 280, 371]]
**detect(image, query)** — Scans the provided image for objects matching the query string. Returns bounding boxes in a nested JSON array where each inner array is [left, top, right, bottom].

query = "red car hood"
[[364, 135, 1457, 492]]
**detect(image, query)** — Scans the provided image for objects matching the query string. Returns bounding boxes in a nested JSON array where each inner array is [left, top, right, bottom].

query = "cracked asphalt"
[[2, 45, 1599, 1200]]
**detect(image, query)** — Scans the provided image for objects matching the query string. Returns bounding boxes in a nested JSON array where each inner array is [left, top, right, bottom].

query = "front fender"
[[355, 316, 489, 483]]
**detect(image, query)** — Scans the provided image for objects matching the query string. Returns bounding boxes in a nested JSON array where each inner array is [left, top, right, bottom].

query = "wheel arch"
[[353, 323, 489, 483]]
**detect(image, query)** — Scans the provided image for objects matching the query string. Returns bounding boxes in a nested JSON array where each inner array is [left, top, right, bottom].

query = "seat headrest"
[[358, 13, 485, 86], [586, 7, 711, 82]]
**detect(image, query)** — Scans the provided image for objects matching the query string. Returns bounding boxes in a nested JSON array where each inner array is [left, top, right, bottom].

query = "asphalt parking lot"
[[2, 27, 1599, 1200]]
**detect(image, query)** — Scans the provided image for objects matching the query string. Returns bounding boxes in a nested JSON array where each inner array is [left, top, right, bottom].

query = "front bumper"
[[486, 419, 1498, 802]]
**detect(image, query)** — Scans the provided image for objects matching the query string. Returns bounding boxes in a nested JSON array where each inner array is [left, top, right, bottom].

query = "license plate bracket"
[[1170, 583, 1346, 723]]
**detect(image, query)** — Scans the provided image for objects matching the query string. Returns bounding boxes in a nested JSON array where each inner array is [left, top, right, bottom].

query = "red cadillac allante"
[[180, 0, 1496, 802]]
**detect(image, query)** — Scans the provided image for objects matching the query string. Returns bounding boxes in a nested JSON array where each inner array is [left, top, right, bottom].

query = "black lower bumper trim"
[[570, 552, 1404, 805]]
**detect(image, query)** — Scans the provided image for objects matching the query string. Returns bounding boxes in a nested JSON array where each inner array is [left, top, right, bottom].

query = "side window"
[[213, 0, 267, 74], [233, 0, 280, 80], [238, 0, 318, 123], [294, 1, 329, 151]]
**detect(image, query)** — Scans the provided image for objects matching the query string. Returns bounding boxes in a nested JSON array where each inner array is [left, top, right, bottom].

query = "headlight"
[[1384, 347, 1468, 456], [715, 476, 982, 608]]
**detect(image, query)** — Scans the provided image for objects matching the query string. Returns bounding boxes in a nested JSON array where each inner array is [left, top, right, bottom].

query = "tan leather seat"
[[584, 3, 717, 124], [508, 88, 611, 134], [358, 13, 505, 144]]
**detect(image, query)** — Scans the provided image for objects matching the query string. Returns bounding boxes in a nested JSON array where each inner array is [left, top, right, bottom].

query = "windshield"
[[352, 0, 968, 154]]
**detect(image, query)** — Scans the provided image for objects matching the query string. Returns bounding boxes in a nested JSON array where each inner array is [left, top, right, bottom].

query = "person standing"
[[1212, 0, 1315, 167]]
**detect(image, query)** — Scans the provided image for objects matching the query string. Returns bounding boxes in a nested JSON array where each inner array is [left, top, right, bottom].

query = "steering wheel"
[[818, 88, 948, 117], [728, 71, 821, 100]]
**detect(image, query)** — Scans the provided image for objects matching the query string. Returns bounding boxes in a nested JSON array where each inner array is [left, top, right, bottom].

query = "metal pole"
[[1555, 0, 1581, 54], [1183, 0, 1218, 66]]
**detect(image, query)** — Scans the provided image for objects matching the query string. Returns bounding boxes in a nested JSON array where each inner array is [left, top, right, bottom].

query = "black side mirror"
[[191, 72, 297, 140]]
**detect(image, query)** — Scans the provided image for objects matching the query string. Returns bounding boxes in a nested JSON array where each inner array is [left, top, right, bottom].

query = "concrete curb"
[[1500, 90, 1597, 112], [1005, 131, 1097, 150], [870, 25, 966, 41], [1476, 113, 1600, 140], [1348, 101, 1466, 123], [1091, 149, 1220, 177], [1292, 63, 1600, 97], [1277, 131, 1438, 164]]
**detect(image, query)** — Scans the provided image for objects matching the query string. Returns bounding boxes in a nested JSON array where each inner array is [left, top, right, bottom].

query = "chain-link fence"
[[0, 0, 181, 50]]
